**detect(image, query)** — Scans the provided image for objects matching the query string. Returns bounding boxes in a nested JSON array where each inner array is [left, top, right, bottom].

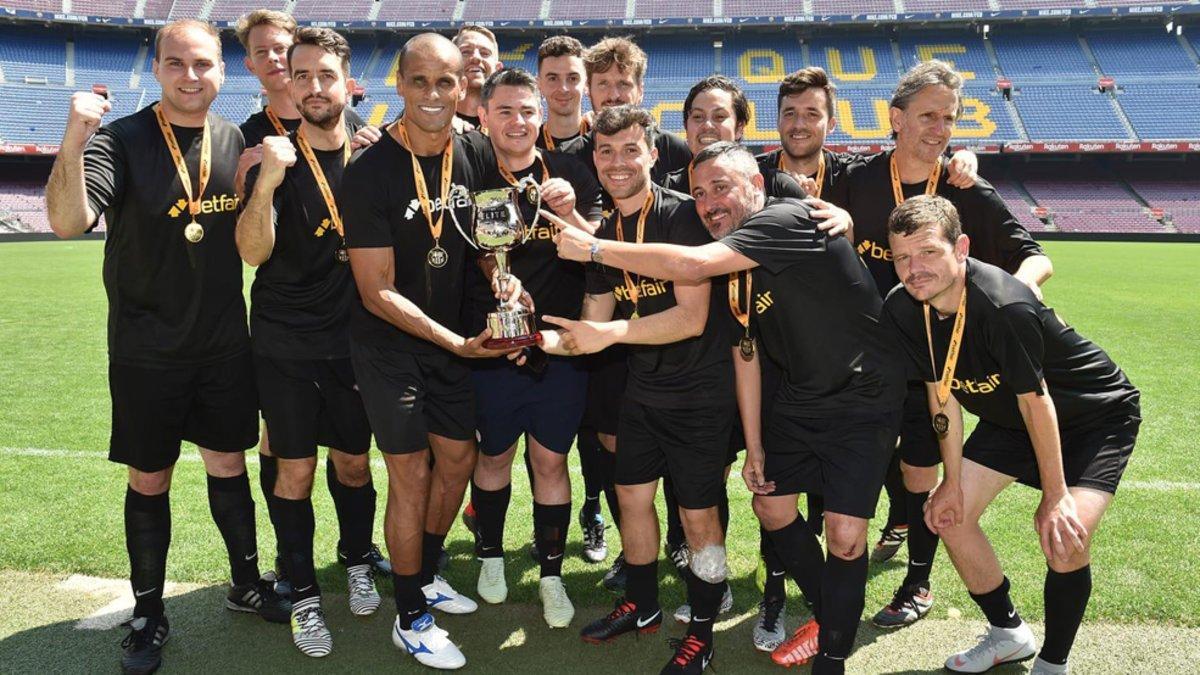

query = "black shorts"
[[470, 357, 588, 456], [964, 406, 1140, 495], [898, 382, 942, 468], [350, 341, 474, 455], [108, 352, 259, 473], [615, 398, 734, 510], [254, 354, 372, 459], [582, 348, 627, 436], [764, 409, 902, 519]]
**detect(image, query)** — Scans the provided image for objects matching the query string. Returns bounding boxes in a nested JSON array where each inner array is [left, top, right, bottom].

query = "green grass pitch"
[[0, 239, 1197, 672]]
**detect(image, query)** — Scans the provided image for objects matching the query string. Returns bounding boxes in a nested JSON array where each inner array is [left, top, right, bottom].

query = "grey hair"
[[890, 59, 964, 118], [692, 141, 759, 181]]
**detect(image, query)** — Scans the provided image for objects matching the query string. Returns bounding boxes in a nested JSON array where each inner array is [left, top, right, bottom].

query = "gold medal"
[[184, 220, 204, 243], [427, 245, 448, 268], [613, 190, 655, 320], [396, 117, 454, 273], [924, 284, 969, 440], [739, 335, 755, 361], [729, 270, 755, 360], [932, 412, 950, 437], [335, 247, 349, 264]]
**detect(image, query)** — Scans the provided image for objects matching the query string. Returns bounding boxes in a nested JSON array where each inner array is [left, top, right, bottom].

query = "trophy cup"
[[449, 175, 544, 349]]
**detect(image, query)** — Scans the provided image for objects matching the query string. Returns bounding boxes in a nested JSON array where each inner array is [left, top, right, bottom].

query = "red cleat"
[[771, 618, 820, 667]]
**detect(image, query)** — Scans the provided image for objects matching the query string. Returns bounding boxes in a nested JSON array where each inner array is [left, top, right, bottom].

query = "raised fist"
[[259, 135, 297, 189], [64, 91, 112, 151]]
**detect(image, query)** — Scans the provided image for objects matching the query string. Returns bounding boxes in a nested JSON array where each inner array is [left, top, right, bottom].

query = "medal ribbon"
[[778, 150, 825, 199], [923, 283, 968, 420], [295, 130, 352, 238], [728, 270, 751, 332], [498, 150, 549, 187], [396, 117, 454, 249], [540, 118, 590, 151], [264, 106, 288, 136], [612, 189, 655, 316], [889, 152, 943, 207], [154, 103, 210, 223]]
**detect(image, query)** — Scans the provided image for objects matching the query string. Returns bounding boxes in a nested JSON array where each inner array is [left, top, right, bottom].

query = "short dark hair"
[[481, 67, 539, 107], [593, 104, 654, 151], [682, 75, 750, 128], [887, 195, 962, 243], [287, 27, 351, 76], [777, 67, 837, 119], [537, 35, 584, 69]]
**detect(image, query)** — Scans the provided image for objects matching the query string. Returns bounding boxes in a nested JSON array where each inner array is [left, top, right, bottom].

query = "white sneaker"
[[477, 557, 507, 604], [1029, 657, 1068, 675], [423, 575, 478, 614], [539, 576, 575, 628], [673, 584, 734, 623], [945, 622, 1038, 673], [392, 613, 466, 670], [346, 564, 381, 616], [290, 597, 332, 657]]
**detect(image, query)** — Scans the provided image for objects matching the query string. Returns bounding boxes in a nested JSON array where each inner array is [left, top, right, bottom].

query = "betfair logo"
[[403, 188, 471, 221], [314, 217, 333, 237], [951, 373, 1002, 394], [754, 290, 774, 315], [166, 194, 239, 219], [614, 278, 669, 302], [857, 239, 893, 262], [529, 225, 555, 241]]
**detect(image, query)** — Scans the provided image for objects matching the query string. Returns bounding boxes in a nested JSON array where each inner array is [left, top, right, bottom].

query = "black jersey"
[[845, 150, 1043, 299], [756, 148, 867, 207], [662, 162, 808, 200], [338, 129, 492, 353], [882, 259, 1139, 432], [719, 198, 905, 416], [462, 140, 605, 335], [585, 184, 732, 409], [245, 131, 357, 360], [241, 105, 367, 149], [83, 103, 247, 368]]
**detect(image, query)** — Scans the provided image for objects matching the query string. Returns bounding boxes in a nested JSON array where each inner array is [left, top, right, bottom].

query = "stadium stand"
[[553, 0, 630, 20], [1086, 29, 1200, 79], [990, 32, 1096, 83], [463, 0, 543, 21], [374, 0, 457, 22], [1013, 86, 1132, 141], [0, 27, 67, 85], [0, 182, 51, 233], [635, 0, 713, 19]]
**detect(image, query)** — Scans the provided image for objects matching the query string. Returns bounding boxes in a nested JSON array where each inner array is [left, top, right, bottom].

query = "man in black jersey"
[[844, 60, 1054, 631], [231, 7, 387, 591], [452, 25, 503, 131], [540, 106, 731, 675], [554, 142, 906, 674], [882, 196, 1140, 675], [462, 68, 604, 628], [337, 32, 512, 671], [536, 36, 591, 151], [236, 27, 380, 658], [45, 19, 289, 675]]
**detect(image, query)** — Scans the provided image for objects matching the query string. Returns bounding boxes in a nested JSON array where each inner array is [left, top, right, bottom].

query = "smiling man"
[[452, 25, 503, 130], [536, 36, 591, 150]]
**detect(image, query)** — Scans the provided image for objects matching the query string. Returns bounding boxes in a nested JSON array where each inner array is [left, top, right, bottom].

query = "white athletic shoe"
[[346, 564, 381, 616], [539, 576, 575, 628], [290, 597, 332, 658], [392, 613, 466, 670], [673, 584, 734, 623], [476, 557, 507, 604], [423, 575, 478, 614], [1029, 657, 1069, 674], [945, 622, 1038, 673]]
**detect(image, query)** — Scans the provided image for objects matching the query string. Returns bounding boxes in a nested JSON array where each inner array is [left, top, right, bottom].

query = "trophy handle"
[[514, 175, 542, 245], [445, 184, 479, 250]]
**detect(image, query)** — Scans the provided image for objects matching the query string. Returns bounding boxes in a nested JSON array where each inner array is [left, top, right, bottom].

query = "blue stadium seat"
[[1013, 85, 1130, 140], [1118, 84, 1200, 139], [991, 32, 1094, 83], [0, 28, 67, 85], [1086, 29, 1200, 80]]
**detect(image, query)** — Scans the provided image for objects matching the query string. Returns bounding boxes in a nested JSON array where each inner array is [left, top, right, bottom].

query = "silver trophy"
[[449, 176, 544, 349]]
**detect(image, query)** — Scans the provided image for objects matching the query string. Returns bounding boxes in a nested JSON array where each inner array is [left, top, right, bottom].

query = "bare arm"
[[735, 345, 775, 495], [46, 92, 111, 238], [924, 383, 966, 534], [236, 136, 296, 266], [1017, 386, 1088, 561], [1014, 254, 1054, 296], [542, 279, 710, 354]]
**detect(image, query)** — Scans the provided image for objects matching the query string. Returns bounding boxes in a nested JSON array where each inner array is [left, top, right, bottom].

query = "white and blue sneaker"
[[392, 613, 466, 670], [422, 575, 478, 614]]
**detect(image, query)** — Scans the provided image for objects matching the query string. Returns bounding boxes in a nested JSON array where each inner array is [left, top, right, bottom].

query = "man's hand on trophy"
[[491, 269, 535, 311], [539, 178, 576, 217]]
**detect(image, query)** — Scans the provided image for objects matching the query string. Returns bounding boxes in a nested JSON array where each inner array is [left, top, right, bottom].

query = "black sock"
[[1040, 566, 1091, 665], [624, 560, 659, 613], [326, 457, 375, 562], [393, 572, 427, 628], [812, 654, 846, 675], [663, 475, 686, 555], [970, 576, 1022, 628], [577, 429, 603, 520], [534, 502, 571, 577], [686, 574, 724, 643], [766, 514, 825, 619], [274, 495, 319, 601], [806, 494, 825, 536], [596, 448, 620, 528], [883, 456, 906, 529], [206, 473, 260, 587], [470, 480, 511, 558], [760, 527, 786, 603], [125, 487, 171, 618], [419, 531, 448, 585], [902, 489, 938, 588], [818, 552, 867, 663], [718, 486, 730, 535]]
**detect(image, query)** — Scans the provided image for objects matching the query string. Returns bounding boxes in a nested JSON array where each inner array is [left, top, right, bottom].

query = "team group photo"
[[0, 0, 1196, 673]]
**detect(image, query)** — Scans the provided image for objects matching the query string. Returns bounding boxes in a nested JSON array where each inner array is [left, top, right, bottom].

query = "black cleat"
[[120, 615, 169, 675], [580, 598, 662, 643], [661, 634, 714, 674], [338, 542, 393, 576], [601, 552, 627, 593], [227, 576, 292, 624]]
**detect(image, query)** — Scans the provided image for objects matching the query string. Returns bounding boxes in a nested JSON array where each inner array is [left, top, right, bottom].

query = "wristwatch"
[[589, 241, 603, 263]]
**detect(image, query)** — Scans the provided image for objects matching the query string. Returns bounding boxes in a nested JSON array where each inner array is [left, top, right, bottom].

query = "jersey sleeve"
[[767, 169, 807, 199], [339, 153, 392, 248], [987, 301, 1047, 396], [881, 291, 931, 382], [585, 262, 615, 295], [82, 127, 125, 226], [568, 156, 605, 224], [666, 202, 714, 247], [719, 200, 826, 274]]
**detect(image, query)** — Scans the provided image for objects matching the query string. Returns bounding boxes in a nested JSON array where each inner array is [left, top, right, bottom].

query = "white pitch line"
[[3, 446, 1197, 492]]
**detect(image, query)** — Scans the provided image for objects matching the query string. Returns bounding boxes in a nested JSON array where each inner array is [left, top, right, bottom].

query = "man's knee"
[[128, 467, 172, 495], [200, 449, 247, 478], [752, 496, 794, 531], [690, 544, 729, 584], [679, 506, 721, 539], [901, 462, 939, 493], [329, 451, 371, 487], [824, 516, 867, 560], [276, 458, 317, 499]]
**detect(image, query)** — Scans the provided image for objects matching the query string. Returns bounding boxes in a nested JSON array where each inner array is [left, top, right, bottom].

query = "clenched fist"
[[258, 136, 297, 190], [64, 92, 112, 151]]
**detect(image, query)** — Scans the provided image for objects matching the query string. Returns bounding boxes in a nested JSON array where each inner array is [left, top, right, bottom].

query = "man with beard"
[[237, 27, 380, 657], [46, 19, 289, 675], [453, 25, 503, 130], [552, 141, 906, 674]]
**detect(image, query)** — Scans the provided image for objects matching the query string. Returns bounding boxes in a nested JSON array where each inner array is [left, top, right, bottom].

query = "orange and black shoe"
[[771, 618, 820, 667], [580, 598, 662, 644], [661, 634, 714, 674]]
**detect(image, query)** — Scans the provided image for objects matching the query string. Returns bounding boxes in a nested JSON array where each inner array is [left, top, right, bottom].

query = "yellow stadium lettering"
[[953, 97, 997, 139], [367, 103, 390, 128], [648, 101, 686, 139], [741, 101, 776, 142], [915, 44, 975, 80], [826, 47, 877, 82], [499, 43, 532, 62], [836, 99, 891, 138], [385, 51, 401, 87], [739, 49, 786, 84]]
